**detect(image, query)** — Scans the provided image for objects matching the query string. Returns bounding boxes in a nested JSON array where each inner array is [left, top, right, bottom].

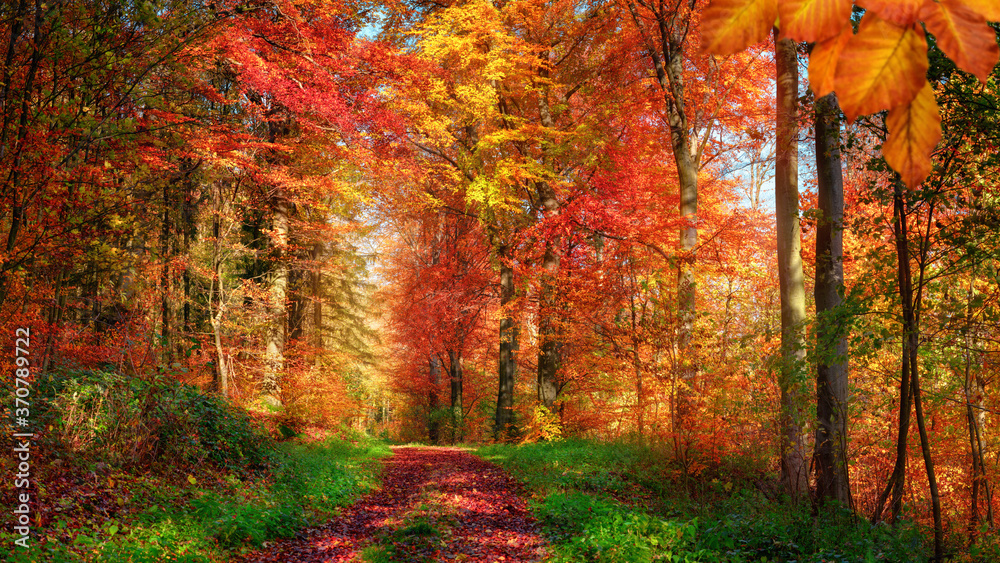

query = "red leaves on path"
[[240, 447, 547, 562]]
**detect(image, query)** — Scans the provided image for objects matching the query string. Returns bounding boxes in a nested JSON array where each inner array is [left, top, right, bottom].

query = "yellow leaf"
[[187, 475, 197, 485], [701, 0, 777, 56], [961, 0, 1000, 22], [883, 81, 941, 188], [808, 23, 853, 98], [856, 0, 923, 25], [920, 0, 999, 83], [778, 0, 852, 43], [835, 14, 928, 122]]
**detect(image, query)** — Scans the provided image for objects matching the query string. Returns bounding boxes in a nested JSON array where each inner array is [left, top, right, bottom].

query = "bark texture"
[[775, 34, 809, 498], [813, 92, 851, 507]]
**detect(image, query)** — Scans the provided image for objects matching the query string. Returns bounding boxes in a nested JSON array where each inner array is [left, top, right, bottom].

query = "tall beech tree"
[[622, 0, 776, 446], [774, 32, 809, 497], [813, 91, 851, 506], [624, 0, 701, 433]]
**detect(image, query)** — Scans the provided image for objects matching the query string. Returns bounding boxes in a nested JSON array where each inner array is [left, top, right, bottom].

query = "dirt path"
[[239, 447, 548, 562]]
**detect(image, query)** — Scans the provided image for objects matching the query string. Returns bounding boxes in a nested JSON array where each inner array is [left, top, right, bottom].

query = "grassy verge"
[[2, 436, 388, 563], [477, 439, 929, 563], [1, 369, 389, 563]]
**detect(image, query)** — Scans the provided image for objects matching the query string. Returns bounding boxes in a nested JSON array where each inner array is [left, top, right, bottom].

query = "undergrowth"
[[1, 368, 389, 562], [478, 439, 931, 563]]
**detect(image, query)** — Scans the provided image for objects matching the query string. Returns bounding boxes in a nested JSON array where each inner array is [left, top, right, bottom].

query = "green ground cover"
[[477, 439, 933, 563], [2, 369, 389, 563]]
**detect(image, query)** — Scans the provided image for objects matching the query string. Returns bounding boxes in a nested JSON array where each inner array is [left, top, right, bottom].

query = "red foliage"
[[240, 447, 547, 562]]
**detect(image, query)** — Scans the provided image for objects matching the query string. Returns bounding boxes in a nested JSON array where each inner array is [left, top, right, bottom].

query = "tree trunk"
[[536, 238, 561, 409], [535, 70, 563, 411], [626, 0, 699, 443], [813, 92, 851, 507], [450, 348, 464, 443], [889, 183, 942, 559], [262, 196, 289, 404], [911, 318, 942, 561], [866, 184, 916, 523], [0, 0, 42, 310], [160, 180, 174, 364], [965, 276, 992, 537], [630, 282, 645, 437], [428, 355, 442, 444], [182, 174, 195, 338], [288, 267, 307, 344], [210, 181, 229, 397], [871, 180, 942, 559], [40, 268, 66, 374], [312, 242, 324, 367], [775, 33, 809, 498], [495, 250, 517, 440]]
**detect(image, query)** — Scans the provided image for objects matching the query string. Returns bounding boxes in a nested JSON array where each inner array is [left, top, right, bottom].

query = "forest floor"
[[237, 447, 548, 563]]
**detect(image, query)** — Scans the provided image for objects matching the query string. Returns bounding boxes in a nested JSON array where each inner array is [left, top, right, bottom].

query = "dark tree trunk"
[[182, 174, 196, 337], [450, 348, 464, 443], [312, 242, 324, 366], [964, 277, 992, 537], [161, 180, 174, 364], [41, 268, 66, 374], [871, 181, 942, 560], [872, 184, 914, 527], [0, 0, 42, 309], [288, 267, 307, 343], [536, 239, 561, 409], [813, 92, 851, 507], [428, 355, 442, 444], [535, 71, 563, 411], [495, 250, 517, 440]]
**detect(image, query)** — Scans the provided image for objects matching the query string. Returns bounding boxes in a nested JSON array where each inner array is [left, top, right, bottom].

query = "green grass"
[[477, 439, 930, 563], [362, 513, 447, 563], [3, 436, 389, 563], [2, 367, 391, 563]]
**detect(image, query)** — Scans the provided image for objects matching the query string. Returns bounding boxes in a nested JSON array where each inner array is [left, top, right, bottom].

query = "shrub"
[[36, 368, 276, 469]]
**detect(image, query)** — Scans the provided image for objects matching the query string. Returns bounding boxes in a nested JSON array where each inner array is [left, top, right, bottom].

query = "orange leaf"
[[778, 0, 852, 43], [701, 0, 777, 56], [883, 81, 941, 188], [856, 0, 924, 25], [920, 0, 999, 83], [961, 0, 1000, 22], [808, 23, 853, 98], [835, 14, 928, 123]]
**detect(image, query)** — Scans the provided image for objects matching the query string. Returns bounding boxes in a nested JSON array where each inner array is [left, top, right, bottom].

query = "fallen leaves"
[[238, 447, 548, 563]]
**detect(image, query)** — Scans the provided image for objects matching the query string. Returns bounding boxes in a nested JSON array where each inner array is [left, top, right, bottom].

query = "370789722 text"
[[12, 326, 33, 549]]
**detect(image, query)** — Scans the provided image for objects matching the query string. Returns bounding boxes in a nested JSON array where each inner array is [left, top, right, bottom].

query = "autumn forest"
[[3, 0, 1000, 561]]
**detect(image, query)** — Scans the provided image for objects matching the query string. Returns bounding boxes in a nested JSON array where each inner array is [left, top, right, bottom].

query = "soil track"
[[239, 446, 548, 562]]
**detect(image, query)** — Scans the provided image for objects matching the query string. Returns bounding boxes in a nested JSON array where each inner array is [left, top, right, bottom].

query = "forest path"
[[239, 446, 548, 562]]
